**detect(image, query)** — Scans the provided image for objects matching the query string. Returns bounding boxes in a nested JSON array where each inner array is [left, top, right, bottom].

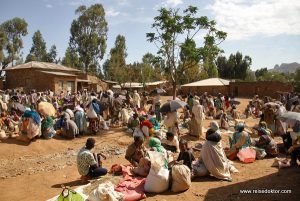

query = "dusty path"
[[0, 98, 299, 201]]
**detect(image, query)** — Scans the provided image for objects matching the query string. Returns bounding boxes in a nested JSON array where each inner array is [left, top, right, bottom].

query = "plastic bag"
[[56, 187, 84, 201], [171, 164, 191, 192], [237, 147, 256, 163]]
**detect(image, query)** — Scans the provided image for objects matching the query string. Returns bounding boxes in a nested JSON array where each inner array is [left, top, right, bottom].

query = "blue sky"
[[0, 0, 299, 70]]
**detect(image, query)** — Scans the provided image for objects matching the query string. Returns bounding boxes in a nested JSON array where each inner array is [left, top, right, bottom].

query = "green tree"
[[147, 6, 226, 98], [255, 67, 268, 79], [108, 35, 127, 85], [216, 52, 252, 80], [61, 46, 82, 69], [0, 17, 28, 76], [46, 45, 58, 63], [69, 4, 108, 74], [25, 30, 48, 62]]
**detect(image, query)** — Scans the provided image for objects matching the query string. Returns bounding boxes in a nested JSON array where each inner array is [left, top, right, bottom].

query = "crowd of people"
[[0, 88, 299, 195]]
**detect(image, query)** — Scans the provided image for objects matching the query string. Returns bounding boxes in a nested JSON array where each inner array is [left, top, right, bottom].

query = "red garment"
[[225, 100, 230, 109], [140, 120, 153, 129], [115, 165, 146, 201]]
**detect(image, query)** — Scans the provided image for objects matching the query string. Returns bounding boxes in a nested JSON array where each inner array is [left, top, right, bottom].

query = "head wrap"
[[149, 137, 165, 153], [210, 121, 219, 132], [23, 110, 41, 125]]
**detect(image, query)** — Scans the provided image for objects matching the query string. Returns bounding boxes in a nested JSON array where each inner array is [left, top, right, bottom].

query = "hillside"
[[270, 62, 300, 73]]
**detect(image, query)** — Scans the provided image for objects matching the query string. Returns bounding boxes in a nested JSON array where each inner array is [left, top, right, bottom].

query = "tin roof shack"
[[229, 81, 294, 98], [181, 78, 230, 96]]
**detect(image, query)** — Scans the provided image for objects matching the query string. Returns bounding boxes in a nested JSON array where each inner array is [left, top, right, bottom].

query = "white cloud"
[[206, 0, 300, 40], [46, 4, 53, 8], [106, 8, 120, 17], [165, 0, 183, 7], [155, 0, 183, 9]]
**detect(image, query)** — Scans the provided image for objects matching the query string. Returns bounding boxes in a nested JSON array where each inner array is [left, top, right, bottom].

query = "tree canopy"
[[25, 30, 48, 62], [216, 51, 252, 80], [69, 4, 108, 74], [0, 17, 28, 76], [106, 35, 127, 84], [147, 5, 226, 98]]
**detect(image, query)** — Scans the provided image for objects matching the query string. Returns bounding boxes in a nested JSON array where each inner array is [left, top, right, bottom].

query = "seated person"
[[255, 134, 278, 157], [220, 111, 230, 130], [161, 131, 180, 153], [227, 122, 252, 157], [77, 138, 107, 181], [170, 139, 195, 170], [231, 105, 240, 120], [253, 121, 272, 136], [140, 116, 154, 137], [200, 126, 237, 181], [128, 113, 140, 132], [41, 115, 56, 139], [125, 136, 146, 167]]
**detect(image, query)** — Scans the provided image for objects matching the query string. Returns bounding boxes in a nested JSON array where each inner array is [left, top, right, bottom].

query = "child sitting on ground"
[[161, 131, 180, 153], [169, 139, 195, 170]]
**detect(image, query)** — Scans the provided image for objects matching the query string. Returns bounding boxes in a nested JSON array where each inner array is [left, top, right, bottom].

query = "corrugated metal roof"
[[146, 81, 168, 86], [5, 61, 81, 72], [113, 82, 144, 89], [39, 71, 76, 77], [182, 78, 230, 87]]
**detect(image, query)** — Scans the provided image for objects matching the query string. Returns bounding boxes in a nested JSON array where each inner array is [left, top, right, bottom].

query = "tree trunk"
[[172, 81, 176, 100]]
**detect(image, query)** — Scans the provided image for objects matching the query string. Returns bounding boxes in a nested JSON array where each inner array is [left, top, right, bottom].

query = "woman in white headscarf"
[[189, 99, 204, 138], [197, 121, 238, 181]]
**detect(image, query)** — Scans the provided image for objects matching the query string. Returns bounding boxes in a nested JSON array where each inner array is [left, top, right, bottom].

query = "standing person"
[[74, 105, 87, 135], [140, 92, 148, 110], [132, 90, 141, 108], [152, 93, 161, 122], [163, 111, 179, 136], [87, 99, 100, 134], [77, 138, 108, 181], [112, 94, 123, 124], [187, 93, 194, 113], [189, 99, 204, 138], [30, 90, 37, 109]]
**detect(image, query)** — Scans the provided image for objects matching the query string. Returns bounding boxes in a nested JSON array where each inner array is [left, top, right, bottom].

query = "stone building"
[[4, 61, 107, 93], [229, 81, 294, 98]]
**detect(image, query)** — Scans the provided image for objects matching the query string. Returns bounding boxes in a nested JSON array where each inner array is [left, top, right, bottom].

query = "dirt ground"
[[0, 98, 299, 201]]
